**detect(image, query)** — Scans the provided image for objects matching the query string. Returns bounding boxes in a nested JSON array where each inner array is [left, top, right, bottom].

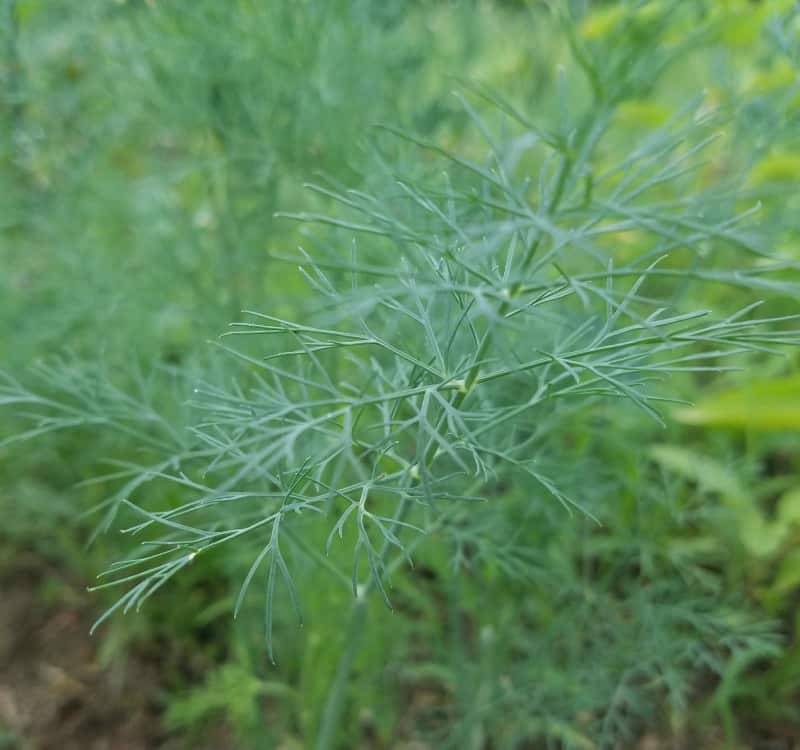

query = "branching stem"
[[313, 114, 590, 750]]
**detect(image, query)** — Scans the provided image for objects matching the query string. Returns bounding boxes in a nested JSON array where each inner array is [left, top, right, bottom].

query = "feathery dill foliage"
[[70, 8, 799, 651], [3, 1, 800, 745]]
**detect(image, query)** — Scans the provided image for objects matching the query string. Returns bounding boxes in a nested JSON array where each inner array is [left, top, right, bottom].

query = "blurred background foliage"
[[1, 1, 800, 748]]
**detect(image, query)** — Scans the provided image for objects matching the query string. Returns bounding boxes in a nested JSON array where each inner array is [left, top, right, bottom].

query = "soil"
[[0, 561, 232, 750], [2, 559, 798, 750]]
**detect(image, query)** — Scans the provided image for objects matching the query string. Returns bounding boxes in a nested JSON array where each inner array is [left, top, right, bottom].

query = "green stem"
[[312, 103, 604, 750], [314, 496, 411, 750], [313, 595, 368, 750]]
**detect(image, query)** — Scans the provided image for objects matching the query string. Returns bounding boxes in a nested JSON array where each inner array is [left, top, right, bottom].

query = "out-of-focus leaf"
[[747, 151, 800, 186], [648, 444, 747, 500], [616, 100, 672, 129], [744, 59, 797, 95], [713, 0, 796, 47], [579, 6, 627, 41], [16, 0, 44, 23], [675, 376, 800, 430], [649, 446, 798, 557], [777, 489, 800, 527], [772, 549, 800, 597]]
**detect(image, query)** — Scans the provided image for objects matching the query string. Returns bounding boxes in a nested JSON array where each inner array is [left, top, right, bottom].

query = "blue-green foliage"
[[2, 2, 800, 749]]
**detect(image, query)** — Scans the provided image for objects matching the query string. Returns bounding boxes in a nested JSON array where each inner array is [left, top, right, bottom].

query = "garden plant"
[[2, 1, 800, 748]]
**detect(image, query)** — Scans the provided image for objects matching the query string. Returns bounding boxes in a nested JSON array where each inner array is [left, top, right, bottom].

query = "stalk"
[[313, 497, 411, 750], [312, 114, 603, 750], [312, 588, 369, 750]]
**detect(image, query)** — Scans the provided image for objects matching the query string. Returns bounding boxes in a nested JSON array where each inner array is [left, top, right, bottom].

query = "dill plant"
[[3, 1, 800, 747]]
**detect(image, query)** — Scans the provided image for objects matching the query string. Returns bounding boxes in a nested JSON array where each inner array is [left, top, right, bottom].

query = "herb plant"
[[3, 2, 800, 748]]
